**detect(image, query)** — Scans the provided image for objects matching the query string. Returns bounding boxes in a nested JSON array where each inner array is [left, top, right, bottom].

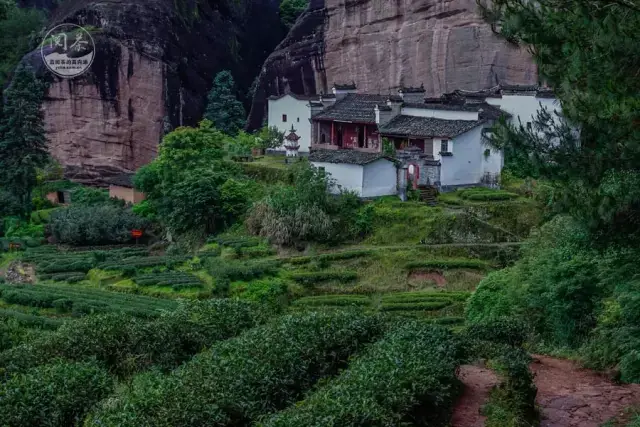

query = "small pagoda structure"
[[283, 125, 301, 157]]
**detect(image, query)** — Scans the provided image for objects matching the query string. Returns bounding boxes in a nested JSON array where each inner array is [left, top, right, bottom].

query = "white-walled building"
[[268, 84, 557, 197], [309, 150, 398, 197], [267, 92, 336, 153]]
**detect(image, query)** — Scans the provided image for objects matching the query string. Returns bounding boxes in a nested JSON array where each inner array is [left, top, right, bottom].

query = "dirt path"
[[451, 365, 499, 427], [531, 355, 640, 427]]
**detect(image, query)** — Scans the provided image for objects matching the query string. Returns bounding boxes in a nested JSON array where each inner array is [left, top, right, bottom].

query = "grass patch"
[[406, 259, 490, 270]]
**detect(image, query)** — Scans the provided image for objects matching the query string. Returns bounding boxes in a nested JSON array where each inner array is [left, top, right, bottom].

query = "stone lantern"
[[283, 125, 301, 157]]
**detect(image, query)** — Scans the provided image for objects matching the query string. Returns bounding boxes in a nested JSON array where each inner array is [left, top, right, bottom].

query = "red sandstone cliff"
[[247, 0, 537, 129]]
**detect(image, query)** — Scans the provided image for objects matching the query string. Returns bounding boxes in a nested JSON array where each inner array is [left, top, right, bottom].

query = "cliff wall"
[[248, 0, 537, 129], [21, 0, 284, 184]]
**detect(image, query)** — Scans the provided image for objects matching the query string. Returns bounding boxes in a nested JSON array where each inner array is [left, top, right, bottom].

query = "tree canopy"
[[134, 120, 250, 238], [279, 0, 308, 28], [481, 0, 640, 244], [0, 64, 49, 217], [203, 71, 246, 136]]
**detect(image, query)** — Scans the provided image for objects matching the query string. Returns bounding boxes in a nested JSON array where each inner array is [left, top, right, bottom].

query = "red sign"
[[131, 229, 143, 239]]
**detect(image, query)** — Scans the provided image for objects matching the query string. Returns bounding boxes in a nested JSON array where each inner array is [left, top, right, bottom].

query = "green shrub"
[[0, 308, 63, 329], [87, 311, 384, 426], [261, 323, 463, 427], [458, 187, 519, 201], [0, 360, 113, 427], [208, 258, 281, 281], [50, 205, 148, 245], [292, 295, 371, 307], [405, 258, 490, 270], [134, 272, 203, 289], [483, 347, 538, 427], [289, 271, 358, 286], [230, 278, 289, 310], [381, 291, 470, 304], [0, 299, 263, 378], [379, 301, 452, 312], [30, 208, 59, 224], [239, 162, 294, 184]]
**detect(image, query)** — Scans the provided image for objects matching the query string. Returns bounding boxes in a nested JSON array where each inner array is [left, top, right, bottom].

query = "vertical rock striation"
[[20, 0, 284, 184], [248, 0, 537, 130]]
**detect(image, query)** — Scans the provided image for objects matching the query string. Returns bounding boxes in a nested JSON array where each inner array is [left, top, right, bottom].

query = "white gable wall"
[[401, 107, 479, 121], [440, 126, 485, 186], [267, 96, 312, 152], [362, 160, 397, 197], [486, 95, 560, 127], [311, 162, 364, 195]]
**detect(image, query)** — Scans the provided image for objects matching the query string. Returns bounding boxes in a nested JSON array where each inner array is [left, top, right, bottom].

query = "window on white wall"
[[440, 140, 449, 153], [297, 117, 300, 122], [282, 114, 287, 122]]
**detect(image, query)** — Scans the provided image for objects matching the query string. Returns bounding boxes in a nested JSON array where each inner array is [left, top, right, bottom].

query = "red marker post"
[[131, 229, 143, 245]]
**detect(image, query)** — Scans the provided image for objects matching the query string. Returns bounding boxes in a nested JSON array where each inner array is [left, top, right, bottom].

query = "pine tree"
[[0, 64, 49, 217], [203, 70, 246, 136], [481, 0, 640, 244]]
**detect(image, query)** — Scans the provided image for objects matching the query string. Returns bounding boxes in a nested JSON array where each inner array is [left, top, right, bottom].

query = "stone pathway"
[[531, 355, 640, 427]]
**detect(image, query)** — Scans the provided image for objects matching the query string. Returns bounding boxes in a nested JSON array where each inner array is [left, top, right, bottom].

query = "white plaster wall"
[[401, 107, 479, 121], [362, 160, 397, 197], [440, 127, 485, 186], [267, 96, 312, 152], [486, 95, 561, 127], [311, 162, 364, 195], [482, 142, 504, 175]]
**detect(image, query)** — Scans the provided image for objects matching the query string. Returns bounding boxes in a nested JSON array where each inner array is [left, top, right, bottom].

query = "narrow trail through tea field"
[[451, 365, 499, 427], [451, 355, 640, 427]]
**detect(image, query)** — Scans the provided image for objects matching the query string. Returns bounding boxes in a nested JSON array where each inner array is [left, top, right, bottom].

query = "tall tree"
[[203, 70, 246, 136], [0, 64, 49, 217], [481, 0, 640, 244]]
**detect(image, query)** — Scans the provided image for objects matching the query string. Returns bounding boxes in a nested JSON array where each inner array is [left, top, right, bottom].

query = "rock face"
[[248, 0, 538, 130], [22, 0, 284, 184]]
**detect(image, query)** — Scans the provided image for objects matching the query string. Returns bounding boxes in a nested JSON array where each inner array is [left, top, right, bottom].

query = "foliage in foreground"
[[49, 204, 148, 245], [480, 0, 640, 246], [261, 322, 463, 426], [134, 120, 252, 237], [0, 299, 263, 379], [87, 311, 384, 426], [203, 70, 246, 136], [466, 216, 640, 383], [0, 360, 113, 427], [246, 161, 372, 247]]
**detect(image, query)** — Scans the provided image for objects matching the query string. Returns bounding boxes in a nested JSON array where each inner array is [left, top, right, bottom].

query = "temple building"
[[269, 83, 559, 196]]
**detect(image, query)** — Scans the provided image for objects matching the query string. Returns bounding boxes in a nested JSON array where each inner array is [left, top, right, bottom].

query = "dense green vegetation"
[[464, 0, 640, 385], [204, 70, 246, 136]]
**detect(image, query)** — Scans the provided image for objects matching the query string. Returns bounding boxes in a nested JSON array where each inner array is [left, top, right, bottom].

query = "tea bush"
[[458, 187, 519, 201], [134, 272, 204, 289], [49, 205, 148, 246], [289, 271, 358, 286], [230, 278, 289, 310], [0, 360, 113, 427], [207, 258, 281, 282], [0, 308, 63, 329], [0, 299, 263, 379], [292, 295, 371, 307], [0, 282, 176, 318], [88, 311, 385, 426], [379, 301, 452, 312], [261, 323, 463, 426]]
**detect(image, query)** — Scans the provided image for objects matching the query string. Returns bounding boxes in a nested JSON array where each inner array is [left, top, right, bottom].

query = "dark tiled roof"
[[403, 101, 511, 120], [399, 85, 425, 93], [309, 101, 323, 107], [268, 93, 319, 101], [309, 149, 393, 165], [377, 105, 392, 111], [403, 102, 479, 112], [320, 93, 336, 99], [387, 95, 403, 102], [333, 82, 357, 90], [535, 88, 556, 98], [478, 103, 512, 120], [379, 115, 485, 138], [106, 173, 135, 188], [312, 93, 389, 123]]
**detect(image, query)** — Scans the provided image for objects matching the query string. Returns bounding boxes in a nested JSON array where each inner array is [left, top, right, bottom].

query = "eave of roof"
[[309, 149, 396, 166], [268, 93, 319, 101], [379, 115, 486, 139]]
